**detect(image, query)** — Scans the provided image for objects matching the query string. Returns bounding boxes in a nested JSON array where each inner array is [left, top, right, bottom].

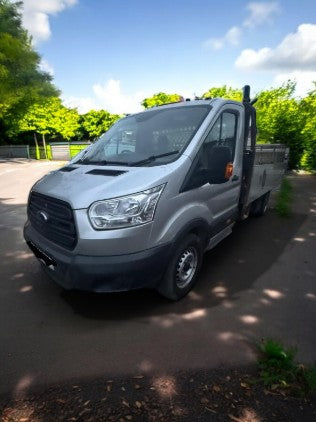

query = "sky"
[[20, 0, 316, 114]]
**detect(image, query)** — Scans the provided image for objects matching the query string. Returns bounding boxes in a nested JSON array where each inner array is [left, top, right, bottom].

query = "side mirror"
[[188, 168, 209, 189], [181, 145, 233, 192], [207, 146, 232, 184]]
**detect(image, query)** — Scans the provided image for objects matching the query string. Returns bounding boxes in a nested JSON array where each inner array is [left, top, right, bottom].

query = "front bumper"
[[24, 222, 171, 292]]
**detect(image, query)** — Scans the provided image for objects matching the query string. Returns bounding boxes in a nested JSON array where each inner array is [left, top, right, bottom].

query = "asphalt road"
[[1, 160, 316, 401]]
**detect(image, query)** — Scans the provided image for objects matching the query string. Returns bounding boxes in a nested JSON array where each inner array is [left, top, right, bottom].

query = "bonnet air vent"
[[86, 169, 127, 176], [59, 166, 78, 172]]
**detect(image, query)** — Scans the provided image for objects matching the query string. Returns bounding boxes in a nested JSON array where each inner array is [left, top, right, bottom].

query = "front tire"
[[158, 233, 203, 301]]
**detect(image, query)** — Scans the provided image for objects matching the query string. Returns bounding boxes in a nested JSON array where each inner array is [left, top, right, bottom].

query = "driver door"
[[200, 107, 242, 227]]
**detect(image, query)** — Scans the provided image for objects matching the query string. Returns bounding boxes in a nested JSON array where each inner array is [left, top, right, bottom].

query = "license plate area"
[[27, 241, 56, 270]]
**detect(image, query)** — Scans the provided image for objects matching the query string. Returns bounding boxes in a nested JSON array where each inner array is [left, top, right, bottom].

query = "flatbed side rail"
[[255, 144, 289, 166]]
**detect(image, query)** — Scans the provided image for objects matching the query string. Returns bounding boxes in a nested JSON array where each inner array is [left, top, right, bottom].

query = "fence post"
[[26, 145, 30, 159], [46, 144, 52, 160]]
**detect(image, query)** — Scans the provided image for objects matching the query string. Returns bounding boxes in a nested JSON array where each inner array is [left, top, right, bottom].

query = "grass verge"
[[275, 177, 293, 217], [257, 339, 316, 397]]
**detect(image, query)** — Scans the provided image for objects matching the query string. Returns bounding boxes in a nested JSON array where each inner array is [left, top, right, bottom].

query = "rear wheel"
[[158, 233, 203, 301], [251, 191, 270, 217]]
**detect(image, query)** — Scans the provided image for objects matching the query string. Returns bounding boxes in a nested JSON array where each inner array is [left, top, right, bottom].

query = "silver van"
[[24, 86, 288, 300]]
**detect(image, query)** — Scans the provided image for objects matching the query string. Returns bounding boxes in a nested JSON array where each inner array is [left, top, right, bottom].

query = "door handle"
[[232, 175, 239, 181]]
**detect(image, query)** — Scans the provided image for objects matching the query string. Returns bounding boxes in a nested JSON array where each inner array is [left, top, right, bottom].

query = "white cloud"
[[63, 79, 147, 114], [205, 38, 224, 51], [63, 96, 98, 113], [204, 26, 242, 50], [225, 26, 242, 46], [273, 71, 316, 97], [22, 0, 77, 44], [92, 79, 147, 114], [235, 24, 316, 71], [63, 79, 195, 114], [243, 1, 280, 28], [204, 2, 280, 51], [39, 59, 54, 76]]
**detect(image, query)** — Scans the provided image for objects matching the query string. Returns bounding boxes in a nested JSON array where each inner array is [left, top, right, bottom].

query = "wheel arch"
[[172, 218, 210, 250]]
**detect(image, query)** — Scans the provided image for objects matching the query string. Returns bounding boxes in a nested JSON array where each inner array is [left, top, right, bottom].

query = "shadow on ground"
[[1, 367, 316, 422], [1, 174, 316, 407], [60, 210, 306, 320], [0, 158, 28, 164], [2, 195, 306, 322]]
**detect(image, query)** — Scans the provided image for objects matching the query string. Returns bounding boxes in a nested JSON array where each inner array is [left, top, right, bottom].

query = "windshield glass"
[[75, 105, 211, 166]]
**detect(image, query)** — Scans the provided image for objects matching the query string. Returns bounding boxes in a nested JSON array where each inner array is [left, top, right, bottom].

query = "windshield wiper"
[[129, 150, 179, 166], [77, 159, 130, 166], [75, 149, 90, 163]]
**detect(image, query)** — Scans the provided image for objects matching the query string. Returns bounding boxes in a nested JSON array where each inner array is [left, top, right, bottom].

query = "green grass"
[[257, 339, 316, 396], [275, 177, 293, 217]]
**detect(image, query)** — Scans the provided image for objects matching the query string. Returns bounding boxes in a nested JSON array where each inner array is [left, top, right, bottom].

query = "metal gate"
[[0, 145, 30, 158], [50, 144, 70, 161]]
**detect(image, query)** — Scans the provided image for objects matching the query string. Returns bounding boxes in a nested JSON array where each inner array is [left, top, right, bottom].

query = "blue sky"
[[21, 0, 316, 113]]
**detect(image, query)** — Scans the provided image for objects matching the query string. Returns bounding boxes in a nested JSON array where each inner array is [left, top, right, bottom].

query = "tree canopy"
[[79, 110, 121, 140], [298, 84, 316, 170], [202, 85, 242, 101], [0, 0, 58, 139], [19, 97, 80, 141], [142, 92, 182, 108]]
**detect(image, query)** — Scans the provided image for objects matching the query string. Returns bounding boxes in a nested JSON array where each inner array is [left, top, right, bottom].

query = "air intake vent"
[[59, 166, 77, 172], [86, 169, 126, 176]]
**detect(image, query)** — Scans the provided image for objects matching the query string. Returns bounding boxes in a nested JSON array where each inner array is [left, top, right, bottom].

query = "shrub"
[[275, 178, 293, 217], [257, 339, 316, 396]]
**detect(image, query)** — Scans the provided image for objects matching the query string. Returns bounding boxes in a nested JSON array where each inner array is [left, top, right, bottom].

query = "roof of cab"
[[140, 98, 243, 112], [121, 98, 243, 119]]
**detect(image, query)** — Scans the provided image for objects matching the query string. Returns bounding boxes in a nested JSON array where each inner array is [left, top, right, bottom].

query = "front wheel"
[[157, 233, 203, 301]]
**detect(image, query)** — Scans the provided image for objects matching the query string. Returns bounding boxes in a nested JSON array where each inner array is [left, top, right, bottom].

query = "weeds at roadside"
[[256, 338, 316, 397], [275, 178, 293, 217]]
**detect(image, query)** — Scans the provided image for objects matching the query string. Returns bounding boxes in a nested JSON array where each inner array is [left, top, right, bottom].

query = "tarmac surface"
[[0, 159, 315, 403]]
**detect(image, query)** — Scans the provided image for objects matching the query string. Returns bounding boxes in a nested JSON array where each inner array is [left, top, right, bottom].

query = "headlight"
[[88, 184, 165, 230]]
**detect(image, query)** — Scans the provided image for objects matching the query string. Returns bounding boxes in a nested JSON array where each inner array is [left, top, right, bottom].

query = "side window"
[[205, 116, 221, 144], [181, 110, 238, 192], [204, 111, 238, 160], [221, 112, 237, 159]]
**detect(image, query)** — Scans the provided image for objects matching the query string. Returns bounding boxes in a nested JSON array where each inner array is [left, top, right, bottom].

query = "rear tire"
[[157, 233, 203, 301], [251, 191, 270, 217]]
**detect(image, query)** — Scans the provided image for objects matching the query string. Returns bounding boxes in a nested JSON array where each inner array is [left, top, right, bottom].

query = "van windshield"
[[75, 105, 211, 166]]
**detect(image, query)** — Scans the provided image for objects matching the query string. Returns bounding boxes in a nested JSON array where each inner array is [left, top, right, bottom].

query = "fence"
[[0, 143, 90, 161], [0, 145, 30, 158]]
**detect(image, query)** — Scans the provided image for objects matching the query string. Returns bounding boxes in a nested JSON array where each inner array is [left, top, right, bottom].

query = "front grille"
[[28, 191, 77, 250]]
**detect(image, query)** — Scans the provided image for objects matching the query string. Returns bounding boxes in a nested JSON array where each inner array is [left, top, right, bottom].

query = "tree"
[[19, 97, 80, 148], [299, 84, 316, 170], [202, 85, 242, 101], [254, 82, 303, 168], [79, 110, 120, 140], [141, 92, 182, 109], [0, 0, 58, 140]]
